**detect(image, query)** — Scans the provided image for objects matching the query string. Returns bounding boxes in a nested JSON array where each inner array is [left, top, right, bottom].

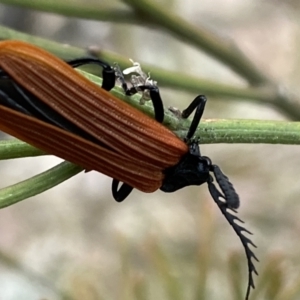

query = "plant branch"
[[0, 0, 270, 85], [121, 0, 270, 86], [0, 139, 45, 159], [0, 0, 138, 24], [1, 25, 300, 120], [0, 161, 83, 209]]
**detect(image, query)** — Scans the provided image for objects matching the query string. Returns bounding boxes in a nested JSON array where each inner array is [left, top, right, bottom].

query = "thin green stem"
[[0, 0, 269, 85], [1, 119, 300, 152], [0, 161, 83, 209], [0, 25, 84, 60], [0, 0, 138, 24], [173, 119, 300, 144], [122, 0, 270, 86], [1, 25, 300, 120], [0, 139, 45, 159]]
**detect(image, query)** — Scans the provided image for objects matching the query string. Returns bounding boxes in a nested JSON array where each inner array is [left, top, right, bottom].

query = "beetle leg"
[[134, 85, 164, 123], [66, 58, 116, 91], [181, 95, 207, 140], [0, 75, 99, 143], [0, 68, 31, 113], [67, 59, 165, 122], [0, 69, 9, 78], [111, 179, 134, 202], [0, 88, 30, 114], [11, 80, 94, 137], [114, 64, 164, 123]]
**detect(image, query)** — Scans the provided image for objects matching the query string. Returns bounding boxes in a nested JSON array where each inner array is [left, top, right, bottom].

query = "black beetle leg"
[[114, 65, 165, 123], [66, 58, 116, 91], [0, 68, 31, 114], [0, 69, 9, 79], [111, 179, 134, 202], [181, 95, 207, 140], [0, 87, 30, 114]]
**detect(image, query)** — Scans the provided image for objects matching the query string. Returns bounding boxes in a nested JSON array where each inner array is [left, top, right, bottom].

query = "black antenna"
[[207, 173, 258, 300]]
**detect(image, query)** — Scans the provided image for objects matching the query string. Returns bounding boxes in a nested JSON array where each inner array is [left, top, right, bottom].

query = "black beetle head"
[[160, 151, 211, 193]]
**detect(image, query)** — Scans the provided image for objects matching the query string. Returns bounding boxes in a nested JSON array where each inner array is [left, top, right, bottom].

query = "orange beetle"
[[0, 40, 188, 194], [0, 40, 257, 299]]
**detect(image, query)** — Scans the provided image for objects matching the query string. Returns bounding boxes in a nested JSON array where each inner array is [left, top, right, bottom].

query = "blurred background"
[[0, 0, 300, 299]]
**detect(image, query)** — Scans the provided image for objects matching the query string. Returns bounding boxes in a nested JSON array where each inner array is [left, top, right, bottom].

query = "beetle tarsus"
[[112, 179, 134, 202]]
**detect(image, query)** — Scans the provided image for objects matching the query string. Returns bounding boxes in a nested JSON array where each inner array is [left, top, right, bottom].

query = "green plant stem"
[[122, 0, 269, 86], [178, 119, 300, 144], [120, 0, 300, 120], [0, 139, 45, 159], [0, 0, 137, 24], [1, 118, 299, 163], [1, 25, 300, 120], [0, 25, 84, 60], [0, 0, 269, 85], [0, 161, 83, 208]]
